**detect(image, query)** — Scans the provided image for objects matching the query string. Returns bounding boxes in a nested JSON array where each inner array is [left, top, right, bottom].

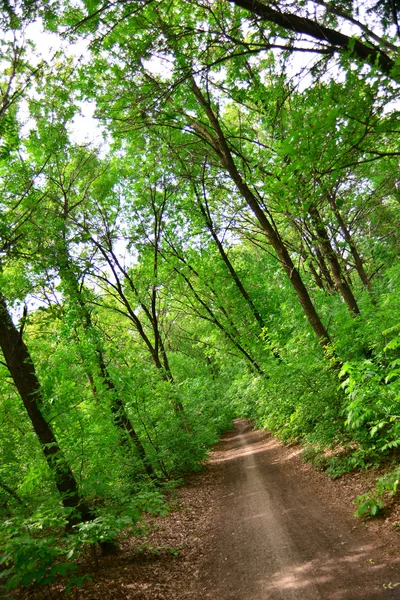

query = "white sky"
[[23, 19, 104, 146], [20, 2, 399, 143]]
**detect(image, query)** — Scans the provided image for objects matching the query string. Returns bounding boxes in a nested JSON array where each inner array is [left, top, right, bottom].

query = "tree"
[[226, 0, 398, 78], [0, 2, 399, 592], [0, 295, 92, 526]]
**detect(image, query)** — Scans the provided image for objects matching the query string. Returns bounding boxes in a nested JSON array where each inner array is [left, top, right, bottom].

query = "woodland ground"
[[8, 419, 400, 600]]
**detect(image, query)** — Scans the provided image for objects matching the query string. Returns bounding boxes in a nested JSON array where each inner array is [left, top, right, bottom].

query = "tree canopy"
[[0, 0, 400, 594]]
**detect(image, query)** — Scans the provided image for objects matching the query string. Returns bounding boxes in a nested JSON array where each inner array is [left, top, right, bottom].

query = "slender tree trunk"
[[89, 237, 186, 413], [175, 266, 265, 374], [313, 244, 336, 293], [292, 218, 335, 293], [197, 194, 266, 329], [86, 371, 99, 398], [191, 79, 331, 349], [59, 259, 155, 478], [291, 218, 335, 293], [196, 193, 282, 360], [328, 195, 372, 291], [95, 350, 156, 477], [309, 208, 360, 315], [0, 480, 23, 505], [0, 296, 92, 525], [308, 260, 325, 291]]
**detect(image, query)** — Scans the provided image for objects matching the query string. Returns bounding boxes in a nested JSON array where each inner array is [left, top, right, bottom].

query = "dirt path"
[[198, 418, 400, 600], [10, 419, 400, 599]]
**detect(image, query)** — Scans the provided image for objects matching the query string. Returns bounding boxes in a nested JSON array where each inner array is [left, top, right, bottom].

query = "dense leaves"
[[0, 0, 400, 593]]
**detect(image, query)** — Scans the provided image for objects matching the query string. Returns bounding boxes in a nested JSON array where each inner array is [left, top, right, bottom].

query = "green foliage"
[[339, 318, 400, 454], [355, 467, 400, 517], [355, 494, 383, 518], [0, 513, 83, 595], [0, 1, 400, 593], [0, 113, 19, 159], [71, 514, 133, 549], [0, 535, 77, 591], [0, 488, 169, 594]]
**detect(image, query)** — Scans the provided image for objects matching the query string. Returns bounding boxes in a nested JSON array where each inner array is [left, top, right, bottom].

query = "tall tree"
[[0, 295, 92, 526]]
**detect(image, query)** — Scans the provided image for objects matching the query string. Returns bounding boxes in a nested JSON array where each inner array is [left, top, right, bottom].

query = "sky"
[[23, 19, 103, 146]]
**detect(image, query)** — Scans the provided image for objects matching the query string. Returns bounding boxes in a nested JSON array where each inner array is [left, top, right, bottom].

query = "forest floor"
[[12, 419, 400, 599]]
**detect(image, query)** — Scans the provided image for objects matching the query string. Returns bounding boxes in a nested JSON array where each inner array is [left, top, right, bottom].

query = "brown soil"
[[9, 419, 400, 599], [199, 419, 400, 599]]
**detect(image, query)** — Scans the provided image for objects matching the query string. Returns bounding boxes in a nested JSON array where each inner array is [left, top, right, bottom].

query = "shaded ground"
[[8, 419, 400, 599]]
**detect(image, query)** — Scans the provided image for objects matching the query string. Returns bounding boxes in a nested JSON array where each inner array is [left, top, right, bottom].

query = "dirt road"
[[198, 419, 400, 600], [11, 418, 398, 600]]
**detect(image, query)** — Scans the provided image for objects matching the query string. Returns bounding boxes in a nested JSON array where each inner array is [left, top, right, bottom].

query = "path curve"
[[198, 419, 400, 599]]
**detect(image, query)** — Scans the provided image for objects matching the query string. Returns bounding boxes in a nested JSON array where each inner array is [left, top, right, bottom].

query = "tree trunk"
[[328, 195, 372, 291], [59, 258, 155, 478], [307, 259, 325, 291], [228, 0, 396, 78], [175, 266, 265, 375], [292, 218, 335, 293], [309, 208, 360, 315], [90, 238, 186, 413], [196, 194, 282, 360], [0, 480, 23, 505], [95, 350, 156, 477], [312, 244, 336, 293], [197, 194, 266, 329], [191, 79, 331, 349], [0, 295, 92, 525]]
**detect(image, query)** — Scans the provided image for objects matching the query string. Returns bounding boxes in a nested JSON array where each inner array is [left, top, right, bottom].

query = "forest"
[[0, 0, 400, 595]]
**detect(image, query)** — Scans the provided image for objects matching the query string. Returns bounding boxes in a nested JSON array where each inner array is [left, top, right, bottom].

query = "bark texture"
[[0, 295, 91, 524], [229, 0, 397, 78], [191, 78, 331, 349]]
